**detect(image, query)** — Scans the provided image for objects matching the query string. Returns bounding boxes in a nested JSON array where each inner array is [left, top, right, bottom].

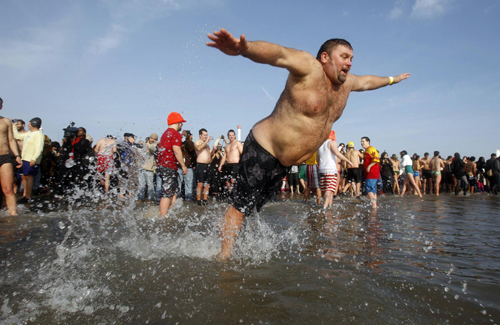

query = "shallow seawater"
[[1, 193, 499, 324]]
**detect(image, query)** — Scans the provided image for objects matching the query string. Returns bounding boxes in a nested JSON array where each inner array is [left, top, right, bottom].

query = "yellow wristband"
[[388, 76, 394, 85]]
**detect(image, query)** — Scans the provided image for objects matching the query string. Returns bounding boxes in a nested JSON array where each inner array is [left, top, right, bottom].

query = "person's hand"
[[207, 28, 249, 56], [366, 166, 371, 172], [182, 166, 188, 175], [394, 73, 410, 84], [348, 161, 353, 167], [15, 157, 22, 168], [30, 160, 35, 167]]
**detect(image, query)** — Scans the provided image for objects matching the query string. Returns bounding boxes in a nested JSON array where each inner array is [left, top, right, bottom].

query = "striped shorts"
[[306, 165, 320, 189], [320, 173, 338, 194]]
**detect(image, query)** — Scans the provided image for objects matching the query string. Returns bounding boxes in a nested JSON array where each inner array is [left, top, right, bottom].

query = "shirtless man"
[[343, 142, 364, 198], [13, 119, 27, 152], [94, 135, 117, 194], [207, 28, 409, 260], [219, 129, 243, 192], [430, 151, 445, 196], [0, 98, 23, 215], [464, 156, 477, 195], [195, 128, 213, 205], [421, 152, 433, 194]]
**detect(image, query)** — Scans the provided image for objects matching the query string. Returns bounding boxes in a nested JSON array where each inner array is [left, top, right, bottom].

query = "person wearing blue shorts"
[[361, 137, 380, 208]]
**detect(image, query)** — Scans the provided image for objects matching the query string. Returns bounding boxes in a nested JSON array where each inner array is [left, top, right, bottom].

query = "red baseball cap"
[[167, 112, 186, 126]]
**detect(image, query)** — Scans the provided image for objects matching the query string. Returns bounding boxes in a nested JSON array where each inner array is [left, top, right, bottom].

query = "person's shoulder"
[[0, 116, 12, 124]]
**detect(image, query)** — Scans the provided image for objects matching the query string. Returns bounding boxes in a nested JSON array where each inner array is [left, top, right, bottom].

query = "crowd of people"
[[2, 100, 499, 219], [2, 28, 499, 260]]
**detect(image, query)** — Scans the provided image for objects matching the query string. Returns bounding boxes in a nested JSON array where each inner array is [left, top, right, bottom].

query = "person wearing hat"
[[137, 133, 158, 203], [177, 129, 196, 201], [156, 112, 187, 216], [361, 136, 381, 208], [342, 141, 364, 198], [13, 117, 44, 203], [317, 130, 352, 208]]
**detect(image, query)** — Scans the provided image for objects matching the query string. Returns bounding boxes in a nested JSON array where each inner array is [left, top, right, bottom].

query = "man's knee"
[[2, 185, 14, 196]]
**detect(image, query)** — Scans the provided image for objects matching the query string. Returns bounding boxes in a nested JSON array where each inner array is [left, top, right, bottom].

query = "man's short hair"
[[79, 127, 86, 134], [400, 150, 407, 156], [316, 39, 353, 60], [424, 152, 429, 156], [199, 128, 207, 135], [17, 119, 25, 125], [434, 151, 439, 157], [469, 156, 476, 162], [30, 117, 42, 129], [491, 153, 497, 158], [0, 97, 3, 104], [361, 136, 370, 143], [227, 129, 235, 136]]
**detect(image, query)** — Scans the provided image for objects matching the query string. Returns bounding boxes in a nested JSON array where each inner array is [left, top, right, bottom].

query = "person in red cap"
[[318, 130, 352, 208], [207, 28, 409, 260], [156, 112, 187, 217]]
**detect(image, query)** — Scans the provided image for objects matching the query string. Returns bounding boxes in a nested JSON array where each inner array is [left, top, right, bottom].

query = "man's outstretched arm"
[[351, 73, 410, 92], [207, 28, 314, 77]]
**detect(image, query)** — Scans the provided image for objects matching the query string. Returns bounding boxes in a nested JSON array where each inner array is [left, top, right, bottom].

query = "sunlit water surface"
[[1, 193, 499, 324]]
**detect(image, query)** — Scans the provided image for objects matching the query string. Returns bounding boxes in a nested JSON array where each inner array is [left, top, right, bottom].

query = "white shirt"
[[401, 154, 412, 167], [318, 139, 337, 174]]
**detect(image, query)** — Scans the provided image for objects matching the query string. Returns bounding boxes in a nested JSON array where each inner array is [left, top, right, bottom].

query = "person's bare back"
[[345, 147, 362, 168], [430, 157, 444, 171], [422, 156, 431, 170]]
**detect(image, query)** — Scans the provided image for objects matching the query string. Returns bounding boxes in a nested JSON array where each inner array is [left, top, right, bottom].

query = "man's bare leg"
[[218, 206, 246, 260], [303, 186, 310, 202], [316, 188, 322, 205], [203, 184, 210, 201], [323, 190, 333, 208], [159, 194, 177, 217], [368, 192, 377, 208], [1, 164, 17, 215], [104, 173, 111, 194], [196, 183, 203, 201], [434, 175, 441, 196], [23, 175, 34, 199]]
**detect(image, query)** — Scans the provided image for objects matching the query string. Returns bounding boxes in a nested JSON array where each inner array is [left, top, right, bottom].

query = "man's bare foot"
[[216, 251, 231, 261]]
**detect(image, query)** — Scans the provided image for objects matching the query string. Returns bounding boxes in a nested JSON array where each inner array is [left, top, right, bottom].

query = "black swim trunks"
[[0, 154, 13, 167], [232, 130, 290, 216], [156, 167, 179, 198], [422, 169, 432, 180], [347, 167, 361, 183], [225, 163, 240, 180], [196, 163, 211, 184]]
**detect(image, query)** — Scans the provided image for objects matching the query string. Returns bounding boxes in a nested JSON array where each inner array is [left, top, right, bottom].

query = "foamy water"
[[1, 193, 499, 323]]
